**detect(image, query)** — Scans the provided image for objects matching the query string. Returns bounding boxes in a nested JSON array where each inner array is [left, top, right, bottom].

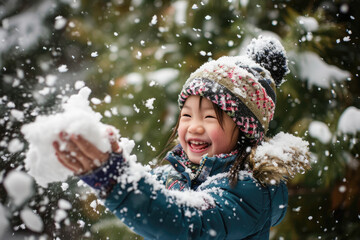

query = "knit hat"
[[178, 36, 289, 144]]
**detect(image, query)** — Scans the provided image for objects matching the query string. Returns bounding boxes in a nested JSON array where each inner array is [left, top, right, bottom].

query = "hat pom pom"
[[247, 36, 289, 87]]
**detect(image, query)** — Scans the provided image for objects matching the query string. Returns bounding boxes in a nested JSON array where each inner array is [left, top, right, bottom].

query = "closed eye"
[[182, 114, 191, 118], [205, 115, 216, 119]]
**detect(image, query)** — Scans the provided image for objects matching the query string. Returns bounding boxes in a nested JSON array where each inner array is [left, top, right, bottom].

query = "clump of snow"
[[74, 80, 85, 90], [3, 170, 34, 206], [8, 138, 24, 153], [297, 16, 319, 32], [20, 208, 44, 232], [21, 87, 119, 187], [255, 132, 309, 162], [253, 132, 310, 177], [104, 95, 111, 103], [57, 65, 68, 73], [58, 199, 72, 210], [338, 106, 360, 134], [150, 15, 157, 26], [60, 183, 68, 192], [290, 51, 350, 88], [146, 68, 180, 86], [10, 109, 24, 121], [91, 97, 101, 105], [308, 121, 332, 144], [45, 74, 57, 86], [91, 51, 98, 57], [54, 209, 67, 222], [145, 98, 155, 110], [54, 16, 67, 30]]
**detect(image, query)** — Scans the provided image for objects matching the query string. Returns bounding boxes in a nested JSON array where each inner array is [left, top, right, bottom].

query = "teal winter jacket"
[[81, 145, 288, 240]]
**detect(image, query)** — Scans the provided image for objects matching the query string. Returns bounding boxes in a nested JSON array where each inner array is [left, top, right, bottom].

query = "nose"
[[188, 121, 205, 134]]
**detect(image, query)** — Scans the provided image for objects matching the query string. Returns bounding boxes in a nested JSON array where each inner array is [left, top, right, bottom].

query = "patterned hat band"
[[179, 78, 265, 143]]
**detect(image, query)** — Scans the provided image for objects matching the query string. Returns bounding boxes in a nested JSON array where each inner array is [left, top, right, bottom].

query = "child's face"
[[178, 96, 239, 164]]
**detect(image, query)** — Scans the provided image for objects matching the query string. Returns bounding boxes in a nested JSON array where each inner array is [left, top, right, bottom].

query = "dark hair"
[[159, 96, 253, 186]]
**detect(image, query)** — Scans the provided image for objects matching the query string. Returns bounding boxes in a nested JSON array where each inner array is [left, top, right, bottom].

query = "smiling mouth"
[[188, 140, 211, 152]]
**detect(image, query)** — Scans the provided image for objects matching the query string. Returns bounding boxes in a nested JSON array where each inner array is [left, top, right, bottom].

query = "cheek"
[[208, 126, 237, 152], [208, 127, 228, 145], [177, 124, 186, 142]]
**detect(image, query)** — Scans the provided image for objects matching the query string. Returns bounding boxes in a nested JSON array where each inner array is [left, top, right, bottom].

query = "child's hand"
[[53, 130, 120, 175]]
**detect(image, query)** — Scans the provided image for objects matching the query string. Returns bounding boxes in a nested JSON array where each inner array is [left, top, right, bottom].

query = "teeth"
[[189, 140, 207, 145]]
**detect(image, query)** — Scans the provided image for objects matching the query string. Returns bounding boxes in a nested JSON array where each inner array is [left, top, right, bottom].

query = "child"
[[53, 36, 310, 239]]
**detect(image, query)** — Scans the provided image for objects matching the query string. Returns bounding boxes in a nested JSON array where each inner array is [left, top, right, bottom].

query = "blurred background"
[[0, 0, 359, 239]]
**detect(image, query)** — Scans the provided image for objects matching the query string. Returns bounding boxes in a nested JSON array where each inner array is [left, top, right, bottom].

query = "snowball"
[[308, 121, 332, 144], [21, 87, 119, 187], [338, 106, 360, 134], [20, 208, 44, 232], [3, 170, 34, 206]]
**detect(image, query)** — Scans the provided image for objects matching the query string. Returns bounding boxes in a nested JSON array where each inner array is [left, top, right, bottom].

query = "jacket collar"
[[165, 145, 238, 183]]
